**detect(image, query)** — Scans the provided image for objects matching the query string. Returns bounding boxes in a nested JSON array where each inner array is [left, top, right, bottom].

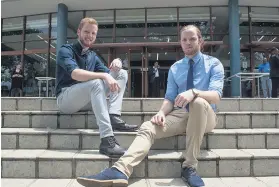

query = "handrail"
[[225, 72, 269, 82], [225, 72, 270, 97]]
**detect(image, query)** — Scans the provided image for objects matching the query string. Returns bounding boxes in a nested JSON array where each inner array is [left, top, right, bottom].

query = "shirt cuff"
[[164, 95, 175, 103]]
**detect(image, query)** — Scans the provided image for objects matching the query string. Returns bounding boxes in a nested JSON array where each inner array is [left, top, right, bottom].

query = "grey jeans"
[[261, 76, 272, 98], [57, 69, 128, 138]]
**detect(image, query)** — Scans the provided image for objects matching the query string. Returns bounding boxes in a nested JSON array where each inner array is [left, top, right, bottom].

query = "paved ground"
[[2, 177, 279, 187]]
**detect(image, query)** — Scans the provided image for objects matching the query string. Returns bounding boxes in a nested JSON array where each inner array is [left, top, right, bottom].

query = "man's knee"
[[118, 69, 128, 82], [138, 121, 156, 141], [87, 79, 105, 92], [189, 97, 209, 111]]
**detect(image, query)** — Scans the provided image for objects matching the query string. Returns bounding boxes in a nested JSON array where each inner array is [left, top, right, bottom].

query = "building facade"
[[1, 0, 279, 98]]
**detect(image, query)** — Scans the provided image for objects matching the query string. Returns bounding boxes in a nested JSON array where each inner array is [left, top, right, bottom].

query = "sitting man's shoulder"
[[60, 44, 74, 51], [57, 44, 76, 58], [170, 58, 184, 70], [203, 54, 223, 67], [203, 53, 221, 62]]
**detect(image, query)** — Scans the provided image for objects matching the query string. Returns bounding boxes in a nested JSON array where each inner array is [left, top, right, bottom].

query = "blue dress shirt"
[[165, 52, 224, 111]]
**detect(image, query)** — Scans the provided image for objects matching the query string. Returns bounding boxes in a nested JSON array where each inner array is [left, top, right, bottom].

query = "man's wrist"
[[192, 88, 200, 98], [99, 72, 108, 80], [158, 110, 167, 116]]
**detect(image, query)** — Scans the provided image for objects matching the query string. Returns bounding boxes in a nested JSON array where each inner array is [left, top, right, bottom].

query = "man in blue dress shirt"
[[258, 58, 272, 98], [76, 25, 225, 187]]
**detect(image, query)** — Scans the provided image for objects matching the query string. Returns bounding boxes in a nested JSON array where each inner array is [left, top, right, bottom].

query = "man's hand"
[[151, 110, 166, 126], [104, 74, 120, 92], [12, 74, 23, 78], [174, 89, 195, 108], [109, 58, 122, 72]]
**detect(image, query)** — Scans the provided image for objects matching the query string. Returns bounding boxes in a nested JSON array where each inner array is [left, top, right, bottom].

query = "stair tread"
[[2, 177, 279, 187], [2, 128, 279, 135], [2, 111, 279, 114], [2, 149, 279, 160]]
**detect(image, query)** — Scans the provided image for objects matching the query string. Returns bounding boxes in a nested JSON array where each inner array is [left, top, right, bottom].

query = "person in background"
[[258, 58, 272, 98], [10, 64, 24, 97], [269, 47, 279, 98], [150, 61, 161, 97]]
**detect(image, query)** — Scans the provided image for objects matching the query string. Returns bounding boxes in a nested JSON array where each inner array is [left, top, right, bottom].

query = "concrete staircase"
[[1, 97, 279, 187]]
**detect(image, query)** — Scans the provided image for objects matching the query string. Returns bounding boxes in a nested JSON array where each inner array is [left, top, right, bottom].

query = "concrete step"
[[2, 149, 279, 178], [2, 111, 279, 129], [2, 97, 279, 112], [2, 128, 279, 150], [2, 177, 279, 187], [1, 177, 279, 187]]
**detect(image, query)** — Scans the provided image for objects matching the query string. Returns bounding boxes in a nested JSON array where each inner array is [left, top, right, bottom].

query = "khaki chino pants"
[[113, 97, 217, 177]]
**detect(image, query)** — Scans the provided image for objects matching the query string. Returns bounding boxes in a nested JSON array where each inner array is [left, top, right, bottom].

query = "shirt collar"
[[184, 51, 202, 65], [73, 40, 90, 55]]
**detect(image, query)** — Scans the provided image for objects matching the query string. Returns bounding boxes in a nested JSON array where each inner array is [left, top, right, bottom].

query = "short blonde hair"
[[78, 17, 98, 30]]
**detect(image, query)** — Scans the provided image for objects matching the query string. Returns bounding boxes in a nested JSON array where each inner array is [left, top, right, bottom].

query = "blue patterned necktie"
[[186, 59, 194, 111]]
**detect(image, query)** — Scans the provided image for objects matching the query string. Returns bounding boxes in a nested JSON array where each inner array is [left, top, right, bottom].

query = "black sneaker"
[[99, 136, 126, 158]]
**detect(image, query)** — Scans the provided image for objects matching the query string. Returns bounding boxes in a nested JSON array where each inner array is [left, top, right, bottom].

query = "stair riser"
[[2, 98, 279, 112], [2, 113, 279, 129], [2, 133, 279, 150], [2, 158, 279, 178]]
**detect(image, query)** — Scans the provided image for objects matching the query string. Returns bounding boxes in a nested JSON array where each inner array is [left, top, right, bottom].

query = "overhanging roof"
[[2, 0, 279, 18]]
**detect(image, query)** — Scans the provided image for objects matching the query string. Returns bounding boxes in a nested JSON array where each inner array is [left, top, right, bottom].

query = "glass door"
[[146, 47, 179, 97], [113, 47, 144, 97]]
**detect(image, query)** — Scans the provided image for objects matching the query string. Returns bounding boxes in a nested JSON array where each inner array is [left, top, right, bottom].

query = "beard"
[[183, 46, 199, 56], [80, 38, 94, 48]]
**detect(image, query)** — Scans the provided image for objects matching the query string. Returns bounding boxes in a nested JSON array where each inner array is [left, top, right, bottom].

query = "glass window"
[[86, 10, 113, 43], [50, 39, 57, 49], [49, 53, 56, 78], [25, 40, 48, 50], [130, 51, 143, 97], [113, 49, 129, 68], [51, 13, 57, 39], [252, 35, 279, 42], [251, 7, 279, 38], [147, 50, 177, 67], [24, 53, 48, 77], [211, 7, 229, 34], [179, 7, 210, 35], [116, 9, 145, 43], [2, 17, 23, 43], [240, 51, 251, 71], [211, 44, 231, 97], [26, 14, 49, 41], [1, 55, 22, 96], [147, 49, 177, 97], [94, 49, 109, 66], [214, 34, 250, 45], [211, 45, 230, 69], [2, 42, 22, 51], [23, 53, 48, 96], [50, 39, 76, 49], [253, 52, 266, 68], [239, 7, 249, 34], [147, 8, 177, 42], [67, 11, 84, 38], [48, 40, 58, 78]]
